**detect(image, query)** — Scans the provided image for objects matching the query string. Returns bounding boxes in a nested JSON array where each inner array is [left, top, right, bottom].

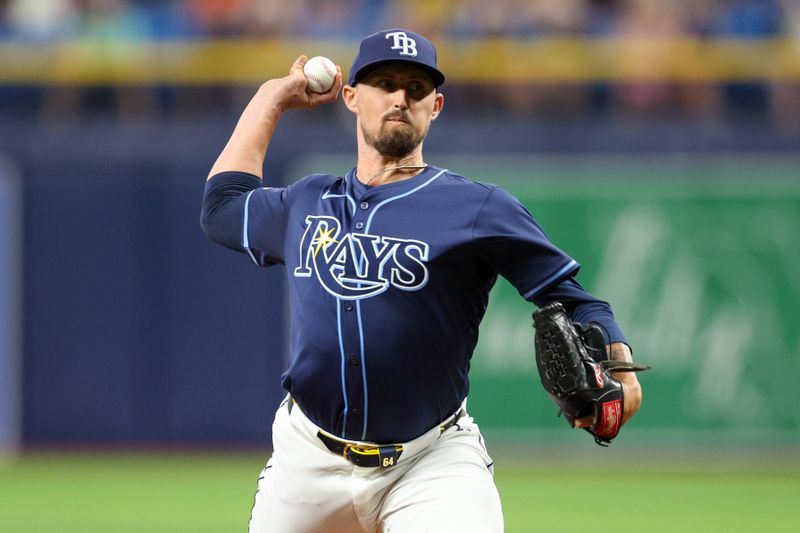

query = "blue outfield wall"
[[13, 122, 293, 445], [3, 107, 800, 446]]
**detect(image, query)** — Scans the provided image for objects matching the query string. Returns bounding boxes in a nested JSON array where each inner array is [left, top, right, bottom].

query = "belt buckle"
[[342, 443, 361, 461], [342, 442, 372, 461]]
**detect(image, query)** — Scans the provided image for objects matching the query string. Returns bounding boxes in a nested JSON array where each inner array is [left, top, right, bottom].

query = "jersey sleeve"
[[473, 186, 579, 299], [240, 185, 289, 266], [201, 171, 289, 267]]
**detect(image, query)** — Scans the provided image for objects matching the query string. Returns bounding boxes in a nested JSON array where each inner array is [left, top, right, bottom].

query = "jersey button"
[[351, 408, 361, 417], [355, 221, 365, 230], [349, 355, 359, 366], [343, 302, 354, 311], [360, 201, 369, 210]]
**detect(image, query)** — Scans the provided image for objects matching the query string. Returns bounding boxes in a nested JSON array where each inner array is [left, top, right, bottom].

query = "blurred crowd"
[[0, 0, 797, 127], [0, 0, 791, 41]]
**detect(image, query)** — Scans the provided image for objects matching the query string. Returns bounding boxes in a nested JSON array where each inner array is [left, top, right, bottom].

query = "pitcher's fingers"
[[290, 55, 308, 74], [332, 68, 343, 93]]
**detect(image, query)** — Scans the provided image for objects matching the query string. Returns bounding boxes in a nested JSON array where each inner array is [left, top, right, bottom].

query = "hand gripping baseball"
[[532, 302, 650, 446], [277, 55, 343, 111]]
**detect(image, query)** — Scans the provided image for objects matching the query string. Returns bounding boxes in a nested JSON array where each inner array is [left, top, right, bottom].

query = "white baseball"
[[303, 56, 337, 93]]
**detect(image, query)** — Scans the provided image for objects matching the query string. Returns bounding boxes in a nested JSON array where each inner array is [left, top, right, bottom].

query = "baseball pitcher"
[[201, 28, 644, 533]]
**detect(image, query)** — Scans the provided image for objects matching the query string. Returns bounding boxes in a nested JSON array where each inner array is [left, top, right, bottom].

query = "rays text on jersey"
[[293, 215, 429, 300]]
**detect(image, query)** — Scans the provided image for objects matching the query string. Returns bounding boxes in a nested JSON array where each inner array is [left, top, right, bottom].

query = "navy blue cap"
[[348, 28, 445, 87]]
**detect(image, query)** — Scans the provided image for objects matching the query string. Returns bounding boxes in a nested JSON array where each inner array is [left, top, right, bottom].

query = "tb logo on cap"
[[385, 31, 417, 57]]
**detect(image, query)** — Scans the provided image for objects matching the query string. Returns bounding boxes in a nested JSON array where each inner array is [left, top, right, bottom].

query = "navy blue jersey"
[[202, 165, 624, 443]]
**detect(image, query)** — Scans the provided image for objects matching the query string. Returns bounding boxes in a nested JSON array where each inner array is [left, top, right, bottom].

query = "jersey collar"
[[347, 165, 440, 200]]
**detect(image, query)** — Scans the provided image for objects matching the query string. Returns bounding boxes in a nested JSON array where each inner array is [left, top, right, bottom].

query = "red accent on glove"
[[596, 399, 622, 438], [592, 364, 604, 387]]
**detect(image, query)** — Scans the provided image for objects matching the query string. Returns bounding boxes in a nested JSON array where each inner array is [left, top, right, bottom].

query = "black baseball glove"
[[532, 302, 650, 446]]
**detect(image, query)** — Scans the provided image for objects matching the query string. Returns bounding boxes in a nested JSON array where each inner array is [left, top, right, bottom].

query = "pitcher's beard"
[[363, 122, 427, 158]]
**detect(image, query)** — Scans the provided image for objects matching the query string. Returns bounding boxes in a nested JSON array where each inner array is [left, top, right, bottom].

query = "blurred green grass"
[[0, 452, 797, 532]]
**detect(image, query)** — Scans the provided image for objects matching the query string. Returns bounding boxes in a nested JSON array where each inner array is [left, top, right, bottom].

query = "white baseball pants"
[[248, 396, 504, 533]]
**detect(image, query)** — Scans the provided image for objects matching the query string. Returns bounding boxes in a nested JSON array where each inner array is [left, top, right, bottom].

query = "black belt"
[[316, 409, 465, 468]]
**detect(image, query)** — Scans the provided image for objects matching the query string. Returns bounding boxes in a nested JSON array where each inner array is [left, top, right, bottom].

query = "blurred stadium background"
[[0, 0, 799, 531]]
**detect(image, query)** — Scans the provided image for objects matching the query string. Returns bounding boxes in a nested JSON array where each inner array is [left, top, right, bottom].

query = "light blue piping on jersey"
[[364, 169, 447, 231], [522, 259, 579, 300], [332, 171, 358, 438], [322, 170, 358, 216], [336, 298, 349, 437], [242, 189, 259, 265], [354, 168, 447, 440], [355, 300, 368, 440], [322, 190, 357, 215]]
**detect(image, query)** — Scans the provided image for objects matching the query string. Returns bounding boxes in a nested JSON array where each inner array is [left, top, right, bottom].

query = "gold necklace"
[[363, 163, 427, 186]]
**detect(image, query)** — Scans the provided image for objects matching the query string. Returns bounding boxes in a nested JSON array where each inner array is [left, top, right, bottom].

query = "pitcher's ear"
[[342, 85, 358, 113], [431, 91, 444, 120]]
